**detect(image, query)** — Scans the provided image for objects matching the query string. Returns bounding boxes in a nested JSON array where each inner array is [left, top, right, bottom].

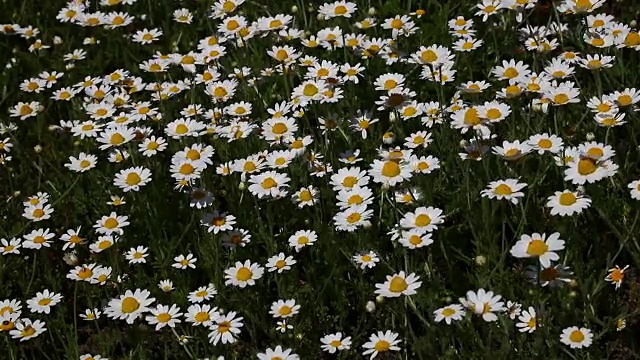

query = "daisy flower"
[[433, 304, 465, 324], [269, 299, 300, 319], [185, 304, 219, 327], [510, 232, 565, 267], [516, 306, 538, 333], [481, 179, 527, 204], [605, 265, 629, 290], [9, 319, 46, 342], [362, 330, 401, 360], [333, 204, 373, 232], [26, 290, 62, 314], [173, 254, 197, 269], [321, 332, 352, 353], [257, 346, 299, 360], [460, 288, 505, 322], [560, 326, 593, 349], [224, 260, 264, 288], [94, 212, 129, 235], [374, 271, 421, 298], [353, 251, 379, 270], [113, 166, 152, 192], [266, 253, 296, 273], [546, 190, 591, 216], [145, 304, 182, 331], [208, 311, 243, 345], [187, 284, 216, 303], [104, 289, 155, 324], [399, 206, 445, 233]]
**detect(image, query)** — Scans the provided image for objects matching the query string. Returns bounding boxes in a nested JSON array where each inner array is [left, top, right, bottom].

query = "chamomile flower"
[[104, 289, 155, 324], [353, 251, 379, 270], [362, 330, 401, 360], [560, 326, 593, 349], [224, 260, 264, 288], [288, 230, 317, 252], [460, 288, 505, 322], [516, 306, 538, 333], [321, 332, 352, 353], [269, 299, 300, 319], [187, 284, 216, 303], [333, 204, 373, 232], [208, 311, 243, 345], [94, 212, 129, 235], [0, 238, 21, 255], [628, 180, 640, 200], [375, 271, 421, 298], [292, 186, 319, 208], [113, 166, 152, 192], [510, 232, 565, 267], [266, 253, 296, 273], [481, 179, 527, 204], [546, 190, 591, 216], [433, 304, 465, 324], [398, 230, 433, 249], [125, 246, 148, 264], [605, 265, 629, 290], [399, 206, 444, 233], [201, 211, 236, 234], [185, 304, 219, 327], [145, 304, 182, 331], [247, 171, 291, 199], [23, 228, 55, 249], [26, 290, 62, 314], [10, 319, 46, 342], [257, 345, 299, 360]]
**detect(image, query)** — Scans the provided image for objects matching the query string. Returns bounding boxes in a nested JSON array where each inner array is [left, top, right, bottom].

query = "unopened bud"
[[366, 300, 376, 312], [474, 255, 487, 266], [53, 36, 63, 45], [586, 132, 595, 141], [33, 145, 42, 153], [291, 5, 298, 13], [376, 295, 384, 303], [238, 182, 246, 191], [368, 7, 376, 16]]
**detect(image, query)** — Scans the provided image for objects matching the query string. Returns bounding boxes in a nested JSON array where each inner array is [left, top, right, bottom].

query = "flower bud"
[[586, 132, 595, 141], [376, 295, 385, 303], [474, 255, 487, 266], [291, 5, 298, 13], [368, 7, 376, 16], [366, 300, 376, 312]]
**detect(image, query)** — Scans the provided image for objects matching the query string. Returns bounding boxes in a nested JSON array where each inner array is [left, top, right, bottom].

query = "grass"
[[2, 0, 640, 358]]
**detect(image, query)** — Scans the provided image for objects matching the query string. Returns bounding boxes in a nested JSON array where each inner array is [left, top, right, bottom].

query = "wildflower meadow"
[[2, 0, 640, 358]]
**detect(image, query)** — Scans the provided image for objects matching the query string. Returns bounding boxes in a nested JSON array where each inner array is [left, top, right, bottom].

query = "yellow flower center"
[[78, 267, 93, 279], [334, 5, 347, 14], [279, 306, 292, 315], [19, 105, 33, 116], [374, 340, 391, 352], [526, 239, 548, 256], [194, 311, 210, 323], [346, 212, 361, 224], [538, 139, 552, 148], [236, 267, 252, 281], [125, 173, 141, 186], [303, 84, 318, 96], [348, 194, 363, 205], [261, 177, 277, 189], [389, 276, 408, 292], [569, 330, 585, 342], [494, 184, 513, 196], [577, 158, 597, 175], [415, 214, 431, 227], [442, 308, 456, 317], [504, 67, 518, 79], [381, 161, 401, 177], [156, 313, 171, 323], [272, 122, 288, 135], [420, 50, 437, 63], [180, 163, 195, 175], [464, 108, 481, 126], [390, 19, 403, 29], [104, 218, 119, 229], [121, 297, 140, 313], [559, 192, 577, 206]]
